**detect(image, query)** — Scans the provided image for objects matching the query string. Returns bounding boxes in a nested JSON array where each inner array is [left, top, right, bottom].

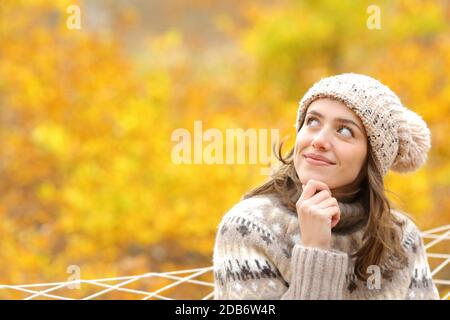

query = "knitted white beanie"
[[296, 73, 431, 177]]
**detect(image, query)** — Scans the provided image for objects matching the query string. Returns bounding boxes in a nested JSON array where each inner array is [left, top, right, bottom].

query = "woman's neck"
[[331, 164, 367, 203]]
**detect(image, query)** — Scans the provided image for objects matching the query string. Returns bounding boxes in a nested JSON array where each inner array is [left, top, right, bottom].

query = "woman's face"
[[294, 98, 368, 189]]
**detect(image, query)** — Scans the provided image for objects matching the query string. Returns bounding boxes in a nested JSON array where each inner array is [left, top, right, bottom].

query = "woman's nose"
[[311, 129, 331, 150]]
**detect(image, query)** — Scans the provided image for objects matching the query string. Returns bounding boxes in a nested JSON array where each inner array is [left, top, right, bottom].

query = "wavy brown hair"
[[243, 136, 410, 281]]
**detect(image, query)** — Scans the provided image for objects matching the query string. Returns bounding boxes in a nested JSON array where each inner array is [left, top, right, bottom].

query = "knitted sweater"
[[212, 193, 440, 300]]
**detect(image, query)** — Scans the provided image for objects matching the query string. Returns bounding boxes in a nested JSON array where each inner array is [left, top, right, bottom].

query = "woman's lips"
[[304, 155, 335, 166]]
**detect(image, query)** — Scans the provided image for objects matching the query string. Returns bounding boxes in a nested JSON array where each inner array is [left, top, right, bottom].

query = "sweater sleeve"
[[212, 212, 290, 300], [212, 201, 349, 300], [280, 245, 348, 300], [404, 225, 441, 300]]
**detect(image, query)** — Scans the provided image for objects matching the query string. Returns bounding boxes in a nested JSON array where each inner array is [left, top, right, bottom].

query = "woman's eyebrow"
[[306, 110, 364, 133]]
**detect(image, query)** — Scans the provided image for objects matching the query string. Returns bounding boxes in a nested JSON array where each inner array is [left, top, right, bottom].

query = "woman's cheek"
[[296, 131, 309, 149]]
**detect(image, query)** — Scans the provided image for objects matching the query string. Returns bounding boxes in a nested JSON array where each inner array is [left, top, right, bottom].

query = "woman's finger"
[[318, 207, 341, 228], [310, 180, 331, 193], [307, 190, 333, 205], [298, 179, 330, 202], [314, 196, 338, 209]]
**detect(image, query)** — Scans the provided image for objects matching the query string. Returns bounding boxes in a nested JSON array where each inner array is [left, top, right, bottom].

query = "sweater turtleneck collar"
[[332, 189, 368, 234], [327, 165, 368, 234]]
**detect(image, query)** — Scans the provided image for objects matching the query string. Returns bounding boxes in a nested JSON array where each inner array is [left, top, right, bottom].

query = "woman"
[[212, 73, 440, 300]]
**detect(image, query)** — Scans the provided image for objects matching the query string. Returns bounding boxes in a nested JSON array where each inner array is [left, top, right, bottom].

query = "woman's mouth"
[[303, 154, 336, 166]]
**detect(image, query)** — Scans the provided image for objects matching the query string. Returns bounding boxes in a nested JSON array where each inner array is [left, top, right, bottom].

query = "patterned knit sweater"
[[212, 193, 440, 300]]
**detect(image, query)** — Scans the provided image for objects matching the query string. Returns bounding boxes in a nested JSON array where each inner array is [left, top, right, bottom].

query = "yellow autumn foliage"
[[0, 0, 448, 299]]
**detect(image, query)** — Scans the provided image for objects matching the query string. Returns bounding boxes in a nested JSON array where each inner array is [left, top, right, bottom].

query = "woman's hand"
[[296, 179, 341, 250]]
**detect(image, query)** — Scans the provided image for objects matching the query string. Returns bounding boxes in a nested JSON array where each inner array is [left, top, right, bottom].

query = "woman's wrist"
[[302, 241, 331, 251]]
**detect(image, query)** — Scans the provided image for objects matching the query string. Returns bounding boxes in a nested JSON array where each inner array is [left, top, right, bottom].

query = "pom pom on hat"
[[391, 108, 431, 173]]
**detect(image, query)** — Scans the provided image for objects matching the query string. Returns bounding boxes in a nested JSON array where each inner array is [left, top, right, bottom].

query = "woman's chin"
[[298, 172, 332, 187]]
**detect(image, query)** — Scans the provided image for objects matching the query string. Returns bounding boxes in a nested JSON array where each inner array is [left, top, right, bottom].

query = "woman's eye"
[[306, 117, 354, 138], [338, 126, 354, 137], [306, 117, 320, 126]]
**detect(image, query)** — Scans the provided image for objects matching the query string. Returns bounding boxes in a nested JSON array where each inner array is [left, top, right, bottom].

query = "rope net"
[[1, 225, 449, 300]]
